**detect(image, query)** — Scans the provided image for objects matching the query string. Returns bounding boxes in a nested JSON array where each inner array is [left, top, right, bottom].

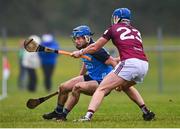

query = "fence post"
[[157, 27, 163, 93], [0, 28, 8, 100]]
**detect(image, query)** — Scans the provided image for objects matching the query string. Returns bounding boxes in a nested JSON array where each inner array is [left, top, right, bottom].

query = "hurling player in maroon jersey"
[[72, 8, 155, 121]]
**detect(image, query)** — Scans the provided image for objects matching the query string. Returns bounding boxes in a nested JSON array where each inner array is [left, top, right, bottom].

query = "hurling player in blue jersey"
[[42, 25, 118, 121]]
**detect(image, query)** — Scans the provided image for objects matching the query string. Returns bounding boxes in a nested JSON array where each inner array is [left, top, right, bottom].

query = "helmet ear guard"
[[84, 35, 91, 43]]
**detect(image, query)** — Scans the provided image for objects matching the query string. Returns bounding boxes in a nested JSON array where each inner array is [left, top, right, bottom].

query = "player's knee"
[[59, 83, 68, 94], [58, 86, 63, 94]]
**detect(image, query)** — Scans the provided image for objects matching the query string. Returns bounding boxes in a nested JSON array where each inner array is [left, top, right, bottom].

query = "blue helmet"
[[111, 8, 131, 25], [72, 25, 93, 44], [72, 25, 93, 38]]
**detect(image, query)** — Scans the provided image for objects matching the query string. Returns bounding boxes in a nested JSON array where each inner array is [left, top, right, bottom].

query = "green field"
[[0, 37, 180, 128]]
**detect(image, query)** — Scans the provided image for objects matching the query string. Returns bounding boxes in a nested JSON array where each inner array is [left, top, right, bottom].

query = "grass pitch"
[[0, 91, 180, 128]]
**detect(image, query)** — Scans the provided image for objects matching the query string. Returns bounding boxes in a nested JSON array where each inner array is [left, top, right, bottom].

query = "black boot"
[[42, 110, 66, 121], [142, 111, 155, 121]]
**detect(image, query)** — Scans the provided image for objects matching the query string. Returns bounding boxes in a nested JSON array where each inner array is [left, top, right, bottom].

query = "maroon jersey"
[[102, 22, 148, 61]]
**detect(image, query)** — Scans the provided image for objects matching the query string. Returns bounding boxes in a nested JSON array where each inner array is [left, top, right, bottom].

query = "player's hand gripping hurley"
[[24, 38, 91, 61]]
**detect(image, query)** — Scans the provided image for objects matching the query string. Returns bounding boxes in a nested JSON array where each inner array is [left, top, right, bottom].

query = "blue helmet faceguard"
[[111, 8, 131, 25], [72, 25, 93, 43]]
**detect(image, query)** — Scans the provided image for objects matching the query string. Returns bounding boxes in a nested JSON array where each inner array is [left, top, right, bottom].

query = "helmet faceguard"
[[111, 8, 131, 25]]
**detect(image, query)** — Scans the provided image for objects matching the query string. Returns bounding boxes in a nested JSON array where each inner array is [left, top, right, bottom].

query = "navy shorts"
[[83, 75, 101, 84], [83, 75, 110, 96]]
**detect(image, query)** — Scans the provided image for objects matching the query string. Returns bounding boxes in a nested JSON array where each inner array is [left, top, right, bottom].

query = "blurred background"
[[0, 0, 180, 36], [0, 0, 179, 96]]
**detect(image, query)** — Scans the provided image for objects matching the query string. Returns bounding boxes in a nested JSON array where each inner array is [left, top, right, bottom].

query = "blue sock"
[[55, 104, 64, 113], [63, 108, 70, 117]]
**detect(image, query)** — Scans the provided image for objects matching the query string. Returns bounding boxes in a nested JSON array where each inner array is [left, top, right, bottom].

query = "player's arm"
[[79, 62, 87, 75], [83, 37, 108, 54]]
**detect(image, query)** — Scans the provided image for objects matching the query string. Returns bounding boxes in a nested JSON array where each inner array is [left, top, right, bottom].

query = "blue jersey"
[[81, 47, 113, 82], [38, 40, 60, 65]]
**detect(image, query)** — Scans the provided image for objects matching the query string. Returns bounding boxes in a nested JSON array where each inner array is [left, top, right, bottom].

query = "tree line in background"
[[0, 0, 179, 36]]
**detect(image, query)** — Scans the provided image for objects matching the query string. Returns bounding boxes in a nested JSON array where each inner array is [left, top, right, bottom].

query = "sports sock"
[[55, 104, 64, 113], [62, 108, 70, 117], [140, 104, 150, 114], [85, 109, 94, 120]]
